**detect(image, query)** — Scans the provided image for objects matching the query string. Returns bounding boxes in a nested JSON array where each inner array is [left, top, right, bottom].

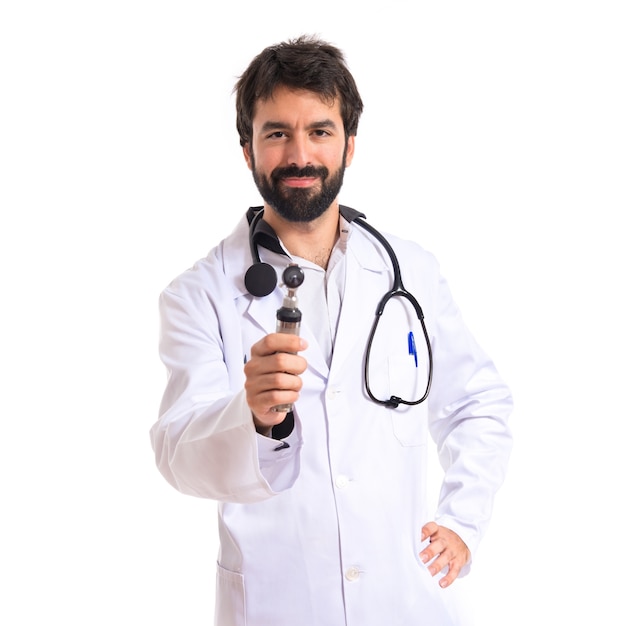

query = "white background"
[[2, 1, 624, 624]]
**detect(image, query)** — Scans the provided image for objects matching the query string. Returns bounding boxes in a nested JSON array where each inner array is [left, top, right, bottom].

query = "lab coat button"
[[328, 386, 341, 400], [345, 566, 360, 582], [335, 475, 349, 489]]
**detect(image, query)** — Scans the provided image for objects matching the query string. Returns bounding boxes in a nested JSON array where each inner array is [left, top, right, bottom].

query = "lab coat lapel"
[[330, 227, 391, 373], [299, 319, 330, 379], [244, 290, 281, 333], [222, 215, 281, 336]]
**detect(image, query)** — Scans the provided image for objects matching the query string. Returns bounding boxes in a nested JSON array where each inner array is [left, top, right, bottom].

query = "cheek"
[[322, 142, 349, 166], [251, 145, 282, 172]]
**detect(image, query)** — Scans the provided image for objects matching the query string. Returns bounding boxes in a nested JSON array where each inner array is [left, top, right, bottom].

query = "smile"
[[280, 177, 318, 188]]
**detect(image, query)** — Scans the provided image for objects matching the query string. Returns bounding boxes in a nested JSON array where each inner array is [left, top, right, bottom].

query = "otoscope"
[[271, 264, 305, 413]]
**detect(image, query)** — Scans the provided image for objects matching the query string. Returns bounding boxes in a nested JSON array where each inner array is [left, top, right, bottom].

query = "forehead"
[[252, 86, 343, 128]]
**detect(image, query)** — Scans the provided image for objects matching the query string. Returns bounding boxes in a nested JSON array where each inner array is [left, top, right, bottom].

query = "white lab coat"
[[150, 213, 513, 626]]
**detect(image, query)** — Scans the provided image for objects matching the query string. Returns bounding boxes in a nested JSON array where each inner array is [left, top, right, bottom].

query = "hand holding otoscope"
[[244, 264, 307, 433]]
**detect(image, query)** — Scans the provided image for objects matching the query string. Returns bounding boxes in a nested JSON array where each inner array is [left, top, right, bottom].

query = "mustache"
[[271, 165, 329, 181]]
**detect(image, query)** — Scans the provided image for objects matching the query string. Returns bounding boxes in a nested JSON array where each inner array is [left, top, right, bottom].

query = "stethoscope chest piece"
[[244, 261, 277, 297]]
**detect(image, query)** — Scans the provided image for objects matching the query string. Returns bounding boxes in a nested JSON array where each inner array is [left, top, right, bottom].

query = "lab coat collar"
[[223, 207, 389, 295]]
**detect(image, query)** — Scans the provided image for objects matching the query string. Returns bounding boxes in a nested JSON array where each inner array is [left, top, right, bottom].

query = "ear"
[[344, 135, 355, 167], [243, 143, 253, 170]]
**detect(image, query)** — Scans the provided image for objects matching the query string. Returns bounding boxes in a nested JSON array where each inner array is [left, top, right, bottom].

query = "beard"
[[250, 152, 347, 223]]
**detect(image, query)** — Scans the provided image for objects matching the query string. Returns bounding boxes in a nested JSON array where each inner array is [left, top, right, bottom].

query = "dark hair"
[[234, 35, 364, 147]]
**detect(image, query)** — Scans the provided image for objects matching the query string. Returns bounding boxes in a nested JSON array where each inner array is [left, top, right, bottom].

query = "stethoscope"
[[244, 205, 433, 408]]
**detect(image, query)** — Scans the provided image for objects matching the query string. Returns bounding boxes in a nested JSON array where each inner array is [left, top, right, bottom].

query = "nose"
[[285, 134, 312, 168]]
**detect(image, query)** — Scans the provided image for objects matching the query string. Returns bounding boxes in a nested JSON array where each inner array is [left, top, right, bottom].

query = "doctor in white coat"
[[150, 35, 513, 626]]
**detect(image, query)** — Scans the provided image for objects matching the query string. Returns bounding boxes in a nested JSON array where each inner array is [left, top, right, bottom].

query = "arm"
[[150, 271, 304, 502], [424, 271, 514, 582]]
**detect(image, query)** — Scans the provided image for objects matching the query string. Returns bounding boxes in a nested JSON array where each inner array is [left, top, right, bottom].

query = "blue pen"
[[408, 331, 418, 367]]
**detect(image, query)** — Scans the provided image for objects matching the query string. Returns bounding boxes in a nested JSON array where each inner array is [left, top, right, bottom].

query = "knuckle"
[[275, 371, 295, 388], [274, 352, 292, 371]]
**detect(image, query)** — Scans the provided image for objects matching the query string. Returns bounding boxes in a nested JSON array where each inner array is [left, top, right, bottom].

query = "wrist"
[[253, 415, 273, 437]]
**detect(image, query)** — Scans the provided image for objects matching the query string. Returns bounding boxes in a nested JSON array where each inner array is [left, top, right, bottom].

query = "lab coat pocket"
[[387, 355, 427, 446], [215, 562, 246, 626], [413, 551, 464, 625]]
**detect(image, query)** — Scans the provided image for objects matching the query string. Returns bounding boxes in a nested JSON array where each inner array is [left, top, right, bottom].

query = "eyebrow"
[[259, 119, 339, 133]]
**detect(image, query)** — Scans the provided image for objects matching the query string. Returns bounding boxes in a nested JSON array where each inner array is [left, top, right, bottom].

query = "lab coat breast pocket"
[[215, 562, 246, 626], [386, 354, 428, 447], [365, 294, 429, 447]]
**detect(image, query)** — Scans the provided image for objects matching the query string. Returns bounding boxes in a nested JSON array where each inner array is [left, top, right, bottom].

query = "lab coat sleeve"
[[149, 268, 302, 503], [427, 270, 513, 563]]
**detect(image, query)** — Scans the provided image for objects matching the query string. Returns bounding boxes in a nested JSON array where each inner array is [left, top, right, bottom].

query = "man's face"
[[243, 85, 355, 223]]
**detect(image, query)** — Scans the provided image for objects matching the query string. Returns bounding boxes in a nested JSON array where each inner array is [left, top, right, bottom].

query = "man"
[[150, 35, 513, 626]]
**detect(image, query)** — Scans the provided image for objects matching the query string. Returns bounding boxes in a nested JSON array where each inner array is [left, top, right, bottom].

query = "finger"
[[438, 558, 463, 589], [419, 521, 442, 563], [421, 521, 439, 542], [250, 334, 308, 357], [246, 369, 304, 420], [245, 354, 308, 382], [420, 537, 447, 568], [272, 352, 308, 376], [251, 370, 304, 394], [426, 547, 450, 576], [249, 389, 299, 426], [246, 370, 304, 408]]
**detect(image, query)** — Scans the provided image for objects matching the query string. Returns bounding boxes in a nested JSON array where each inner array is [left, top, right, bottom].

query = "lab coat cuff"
[[256, 416, 302, 493]]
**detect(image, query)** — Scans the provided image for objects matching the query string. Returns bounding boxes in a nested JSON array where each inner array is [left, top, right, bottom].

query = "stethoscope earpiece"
[[244, 262, 278, 297]]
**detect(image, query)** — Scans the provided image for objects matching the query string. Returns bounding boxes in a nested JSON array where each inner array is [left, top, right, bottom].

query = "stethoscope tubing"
[[247, 207, 434, 408], [354, 217, 433, 407]]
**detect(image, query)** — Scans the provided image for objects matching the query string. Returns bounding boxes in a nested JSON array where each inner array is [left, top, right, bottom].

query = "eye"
[[267, 131, 286, 139], [312, 129, 331, 137]]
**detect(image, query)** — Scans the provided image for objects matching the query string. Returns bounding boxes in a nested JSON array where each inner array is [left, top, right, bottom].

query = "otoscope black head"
[[282, 264, 305, 289]]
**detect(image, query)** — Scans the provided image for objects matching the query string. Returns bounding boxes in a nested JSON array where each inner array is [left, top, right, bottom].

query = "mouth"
[[280, 176, 319, 188]]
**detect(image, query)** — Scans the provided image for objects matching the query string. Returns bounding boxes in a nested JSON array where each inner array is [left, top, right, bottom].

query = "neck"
[[264, 204, 340, 270]]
